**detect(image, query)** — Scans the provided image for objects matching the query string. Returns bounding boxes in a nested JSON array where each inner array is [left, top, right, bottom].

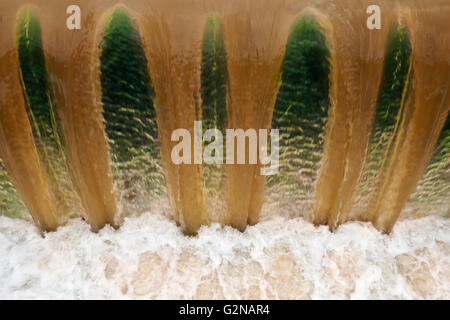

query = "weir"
[[0, 0, 448, 234]]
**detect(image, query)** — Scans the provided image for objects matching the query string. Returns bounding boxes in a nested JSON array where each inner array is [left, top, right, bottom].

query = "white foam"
[[0, 206, 449, 299]]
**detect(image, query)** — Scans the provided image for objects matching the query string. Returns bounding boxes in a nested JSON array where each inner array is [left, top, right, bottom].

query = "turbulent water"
[[0, 203, 448, 299]]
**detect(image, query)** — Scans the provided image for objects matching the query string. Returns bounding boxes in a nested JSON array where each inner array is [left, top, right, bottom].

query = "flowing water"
[[0, 0, 448, 233], [0, 0, 449, 298]]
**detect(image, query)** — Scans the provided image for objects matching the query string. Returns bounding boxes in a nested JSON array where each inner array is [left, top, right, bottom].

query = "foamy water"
[[0, 204, 449, 299]]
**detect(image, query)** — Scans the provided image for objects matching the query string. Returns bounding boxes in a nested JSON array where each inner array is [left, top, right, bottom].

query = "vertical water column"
[[38, 0, 118, 231], [268, 12, 330, 215], [312, 0, 392, 230], [0, 2, 59, 230], [370, 0, 450, 232], [138, 0, 207, 234], [354, 20, 412, 222], [200, 16, 228, 222], [99, 7, 163, 218], [220, 0, 293, 230]]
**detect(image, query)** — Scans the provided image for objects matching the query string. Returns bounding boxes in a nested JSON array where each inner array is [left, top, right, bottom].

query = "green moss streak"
[[100, 9, 163, 206], [358, 25, 412, 197], [200, 16, 228, 200], [268, 16, 330, 203]]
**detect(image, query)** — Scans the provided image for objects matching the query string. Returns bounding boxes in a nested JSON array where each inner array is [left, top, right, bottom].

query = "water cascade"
[[0, 0, 448, 235], [100, 8, 163, 219]]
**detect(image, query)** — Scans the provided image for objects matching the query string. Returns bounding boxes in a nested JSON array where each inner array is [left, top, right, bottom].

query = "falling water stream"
[[0, 0, 449, 300], [0, 0, 448, 234]]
